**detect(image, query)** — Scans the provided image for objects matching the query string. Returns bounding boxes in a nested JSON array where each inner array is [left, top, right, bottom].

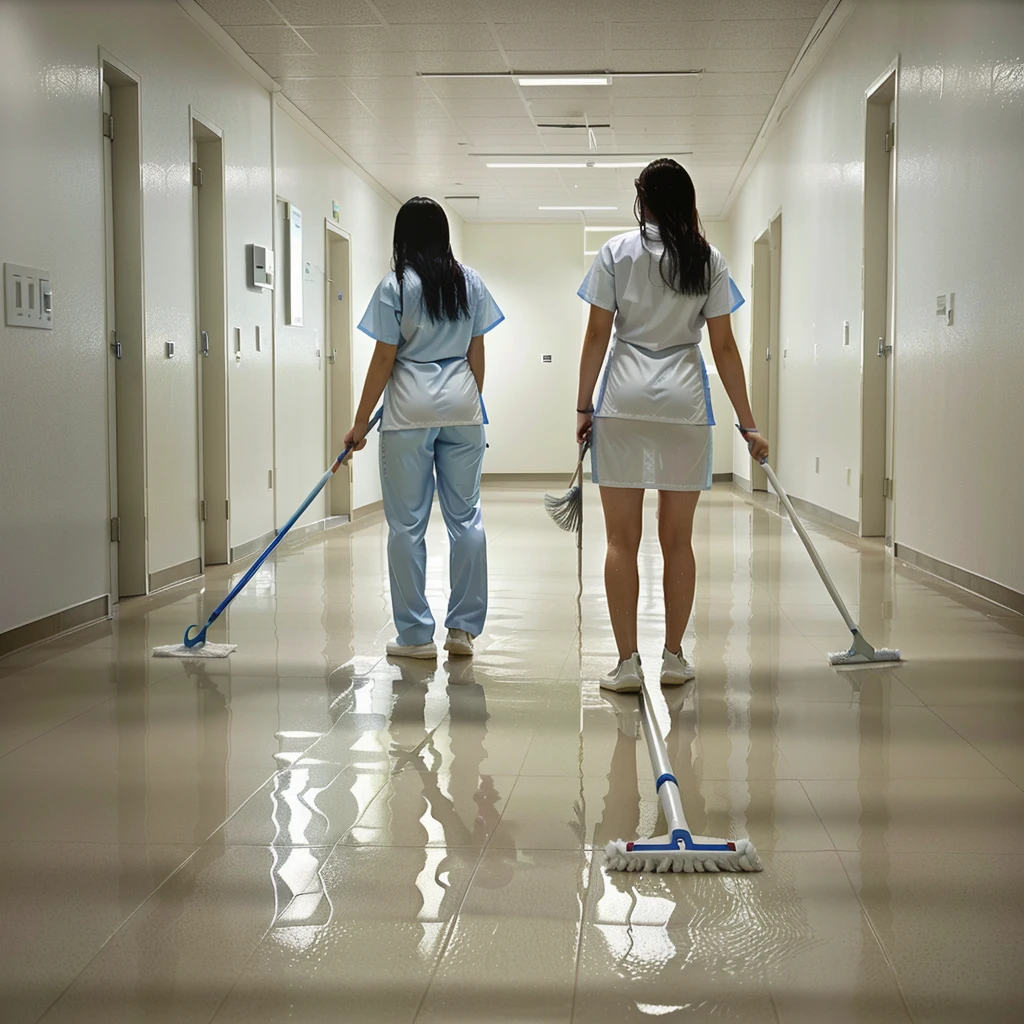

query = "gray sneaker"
[[601, 653, 644, 693], [444, 629, 474, 657], [660, 647, 696, 685], [386, 639, 438, 660]]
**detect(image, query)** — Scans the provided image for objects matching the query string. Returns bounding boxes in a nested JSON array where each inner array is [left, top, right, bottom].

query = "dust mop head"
[[604, 829, 763, 874], [544, 484, 583, 533], [828, 646, 901, 667], [153, 643, 236, 659]]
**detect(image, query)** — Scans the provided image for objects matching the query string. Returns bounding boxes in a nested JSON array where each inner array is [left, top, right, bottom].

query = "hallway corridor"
[[1, 482, 1022, 1023]]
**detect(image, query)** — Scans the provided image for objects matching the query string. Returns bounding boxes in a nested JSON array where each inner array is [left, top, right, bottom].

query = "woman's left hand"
[[342, 421, 370, 464], [577, 411, 593, 445]]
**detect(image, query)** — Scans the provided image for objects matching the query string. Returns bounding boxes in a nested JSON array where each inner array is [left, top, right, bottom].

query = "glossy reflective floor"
[[2, 483, 1023, 1023]]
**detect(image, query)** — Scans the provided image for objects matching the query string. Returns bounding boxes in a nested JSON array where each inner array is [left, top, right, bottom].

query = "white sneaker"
[[386, 639, 437, 660], [601, 653, 644, 693], [660, 647, 696, 686], [444, 629, 475, 656]]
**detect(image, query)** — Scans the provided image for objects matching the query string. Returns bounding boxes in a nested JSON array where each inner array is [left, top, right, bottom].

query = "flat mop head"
[[153, 643, 236, 659], [605, 829, 763, 874], [828, 629, 901, 667]]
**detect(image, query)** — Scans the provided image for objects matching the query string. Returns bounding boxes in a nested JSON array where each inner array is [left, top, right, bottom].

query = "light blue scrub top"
[[359, 265, 504, 431]]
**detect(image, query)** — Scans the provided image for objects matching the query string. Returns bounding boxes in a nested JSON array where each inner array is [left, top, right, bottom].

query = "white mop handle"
[[637, 684, 689, 836], [760, 460, 858, 633]]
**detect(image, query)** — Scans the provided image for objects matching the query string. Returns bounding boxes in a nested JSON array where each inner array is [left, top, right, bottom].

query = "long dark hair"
[[393, 196, 469, 323], [634, 159, 711, 296]]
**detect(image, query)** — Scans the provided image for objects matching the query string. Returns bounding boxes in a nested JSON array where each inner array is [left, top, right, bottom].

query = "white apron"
[[592, 340, 714, 491]]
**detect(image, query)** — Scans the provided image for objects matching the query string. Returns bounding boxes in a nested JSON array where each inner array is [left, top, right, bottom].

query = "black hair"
[[634, 159, 711, 296], [392, 196, 470, 323]]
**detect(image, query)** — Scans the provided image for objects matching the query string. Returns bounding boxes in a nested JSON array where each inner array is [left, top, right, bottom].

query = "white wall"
[[727, 0, 1024, 594], [463, 223, 583, 475]]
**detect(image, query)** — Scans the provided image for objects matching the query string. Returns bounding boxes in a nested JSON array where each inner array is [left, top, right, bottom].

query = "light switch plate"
[[4, 263, 53, 329]]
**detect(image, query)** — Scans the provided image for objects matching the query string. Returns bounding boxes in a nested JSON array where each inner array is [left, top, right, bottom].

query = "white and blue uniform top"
[[578, 227, 743, 425], [359, 265, 504, 431]]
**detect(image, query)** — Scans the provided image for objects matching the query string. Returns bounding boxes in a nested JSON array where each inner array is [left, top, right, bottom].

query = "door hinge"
[[192, 161, 203, 187], [225, 499, 230, 520], [884, 124, 895, 152], [200, 499, 207, 522], [102, 112, 114, 141], [110, 517, 121, 543], [110, 330, 122, 359], [883, 477, 894, 499], [765, 348, 772, 362]]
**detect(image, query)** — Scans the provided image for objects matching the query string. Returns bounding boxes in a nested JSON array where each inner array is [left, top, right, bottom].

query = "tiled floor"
[[1, 482, 1023, 1023]]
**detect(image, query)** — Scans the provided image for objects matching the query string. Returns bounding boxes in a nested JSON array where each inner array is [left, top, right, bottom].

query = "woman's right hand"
[[743, 429, 769, 464], [342, 421, 370, 464], [576, 411, 594, 445]]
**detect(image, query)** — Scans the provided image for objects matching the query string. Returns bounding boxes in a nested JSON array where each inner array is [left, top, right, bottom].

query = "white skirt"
[[591, 340, 714, 491]]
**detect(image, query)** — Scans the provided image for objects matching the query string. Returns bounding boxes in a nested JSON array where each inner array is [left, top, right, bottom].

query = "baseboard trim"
[[895, 544, 1024, 616], [230, 529, 276, 564], [712, 472, 733, 483], [353, 499, 384, 520], [282, 514, 351, 545], [732, 472, 752, 492], [0, 594, 111, 659], [786, 494, 860, 536], [149, 558, 202, 593]]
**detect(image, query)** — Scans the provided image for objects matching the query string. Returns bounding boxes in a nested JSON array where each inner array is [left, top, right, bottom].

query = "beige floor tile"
[[577, 852, 908, 1022], [929, 703, 1024, 786], [417, 849, 586, 1023], [39, 845, 327, 1023], [802, 777, 1024, 853], [772, 703, 1005, 780], [0, 842, 194, 1024], [893, 656, 1024, 707], [841, 852, 1024, 1023]]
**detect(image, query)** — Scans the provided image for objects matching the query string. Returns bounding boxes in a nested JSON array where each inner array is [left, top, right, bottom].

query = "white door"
[[326, 228, 353, 517], [102, 80, 119, 603], [884, 100, 896, 545]]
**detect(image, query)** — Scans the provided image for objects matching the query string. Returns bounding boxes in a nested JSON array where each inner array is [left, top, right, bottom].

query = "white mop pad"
[[153, 643, 236, 659]]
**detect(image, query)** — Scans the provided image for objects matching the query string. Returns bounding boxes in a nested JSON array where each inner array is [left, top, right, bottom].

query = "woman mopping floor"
[[576, 158, 769, 692], [346, 197, 504, 660]]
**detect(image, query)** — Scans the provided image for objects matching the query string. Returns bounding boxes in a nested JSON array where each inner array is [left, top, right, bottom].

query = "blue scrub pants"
[[380, 425, 487, 646]]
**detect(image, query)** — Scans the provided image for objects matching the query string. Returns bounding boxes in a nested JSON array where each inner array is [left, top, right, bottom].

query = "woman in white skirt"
[[576, 158, 770, 693]]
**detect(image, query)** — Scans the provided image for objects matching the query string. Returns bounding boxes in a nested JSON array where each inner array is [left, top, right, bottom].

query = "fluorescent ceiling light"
[[518, 76, 608, 87], [539, 205, 618, 211], [486, 161, 648, 169]]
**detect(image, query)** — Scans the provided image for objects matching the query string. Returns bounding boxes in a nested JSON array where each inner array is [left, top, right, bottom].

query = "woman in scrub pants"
[[345, 197, 503, 660], [576, 159, 770, 693]]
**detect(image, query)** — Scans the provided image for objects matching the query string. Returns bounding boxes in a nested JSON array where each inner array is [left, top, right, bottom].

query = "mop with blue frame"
[[153, 409, 382, 658]]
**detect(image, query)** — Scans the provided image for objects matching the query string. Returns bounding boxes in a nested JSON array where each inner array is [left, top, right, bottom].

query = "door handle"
[[201, 330, 209, 357], [877, 337, 892, 357], [328, 348, 337, 364]]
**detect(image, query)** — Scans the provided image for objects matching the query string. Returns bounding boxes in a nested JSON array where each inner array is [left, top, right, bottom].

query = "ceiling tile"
[[607, 50, 706, 72], [493, 23, 606, 52], [610, 0, 720, 17], [527, 99, 612, 119], [695, 94, 774, 116], [392, 23, 497, 51], [611, 97, 697, 116], [195, 0, 283, 25], [440, 97, 531, 118], [357, 95, 452, 119], [381, 118, 469, 138], [423, 76, 519, 98], [607, 22, 714, 51], [294, 97, 375, 117], [374, 0, 488, 23], [277, 77, 360, 100], [312, 116, 385, 136], [698, 71, 787, 96], [249, 54, 344, 77], [456, 116, 543, 136], [297, 26, 402, 54], [717, 0, 828, 17], [704, 48, 799, 73], [689, 114, 768, 134], [504, 51, 612, 73], [715, 18, 817, 50], [415, 51, 509, 74], [609, 77, 700, 98], [271, 0, 382, 26], [342, 76, 435, 100], [225, 25, 313, 53]]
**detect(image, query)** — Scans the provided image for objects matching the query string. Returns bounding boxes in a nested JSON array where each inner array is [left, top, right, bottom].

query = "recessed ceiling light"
[[538, 205, 618, 211], [518, 76, 609, 87]]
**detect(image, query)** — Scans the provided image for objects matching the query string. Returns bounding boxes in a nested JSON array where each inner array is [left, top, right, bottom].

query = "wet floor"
[[1, 482, 1022, 1023]]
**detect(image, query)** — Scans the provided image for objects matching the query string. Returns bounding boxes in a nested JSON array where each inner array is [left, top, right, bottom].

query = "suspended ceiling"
[[196, 0, 832, 222]]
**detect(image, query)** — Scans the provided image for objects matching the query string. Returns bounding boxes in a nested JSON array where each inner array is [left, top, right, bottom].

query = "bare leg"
[[600, 486, 645, 661], [658, 490, 701, 654]]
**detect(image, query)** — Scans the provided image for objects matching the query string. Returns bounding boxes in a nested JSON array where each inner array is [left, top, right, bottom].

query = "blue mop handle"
[[183, 408, 382, 646]]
